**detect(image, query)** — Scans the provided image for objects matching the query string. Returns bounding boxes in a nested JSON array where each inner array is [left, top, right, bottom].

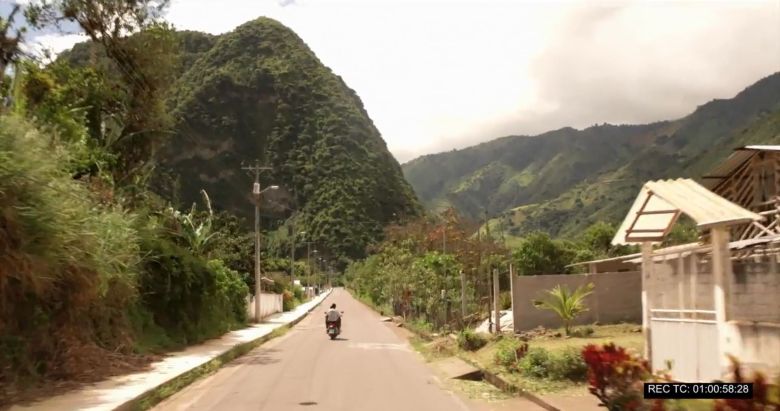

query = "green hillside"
[[403, 72, 780, 239], [62, 19, 421, 263]]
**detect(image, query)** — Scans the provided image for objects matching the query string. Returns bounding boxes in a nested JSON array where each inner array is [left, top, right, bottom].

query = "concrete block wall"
[[724, 322, 780, 378], [649, 252, 780, 322], [731, 257, 780, 323], [511, 271, 641, 333], [649, 254, 715, 312], [246, 293, 284, 321]]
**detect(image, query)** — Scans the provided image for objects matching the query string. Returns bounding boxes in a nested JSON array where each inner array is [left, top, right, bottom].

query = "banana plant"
[[169, 189, 215, 255]]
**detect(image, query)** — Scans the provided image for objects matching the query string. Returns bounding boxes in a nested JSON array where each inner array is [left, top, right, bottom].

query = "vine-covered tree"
[[25, 0, 176, 184]]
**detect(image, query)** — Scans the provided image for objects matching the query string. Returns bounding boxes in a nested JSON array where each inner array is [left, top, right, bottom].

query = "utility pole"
[[493, 268, 500, 335], [484, 208, 492, 332], [306, 240, 312, 292], [443, 215, 447, 255], [242, 160, 274, 322]]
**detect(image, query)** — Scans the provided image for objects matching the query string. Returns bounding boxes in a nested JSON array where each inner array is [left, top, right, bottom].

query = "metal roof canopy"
[[612, 178, 763, 245], [622, 234, 780, 263], [566, 253, 641, 268], [702, 145, 780, 190]]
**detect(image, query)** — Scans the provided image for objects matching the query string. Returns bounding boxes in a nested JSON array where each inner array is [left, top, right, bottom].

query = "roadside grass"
[[522, 323, 643, 353], [464, 324, 643, 396], [410, 335, 459, 362], [401, 319, 717, 409], [447, 379, 513, 403]]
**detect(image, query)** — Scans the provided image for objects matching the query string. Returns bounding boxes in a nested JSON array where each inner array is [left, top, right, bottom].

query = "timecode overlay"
[[644, 383, 753, 400]]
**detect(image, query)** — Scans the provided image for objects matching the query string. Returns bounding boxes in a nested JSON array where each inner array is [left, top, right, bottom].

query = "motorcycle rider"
[[325, 303, 342, 330]]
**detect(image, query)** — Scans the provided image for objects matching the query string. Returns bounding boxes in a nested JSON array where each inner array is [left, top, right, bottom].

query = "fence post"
[[493, 268, 500, 335], [509, 264, 514, 333], [460, 269, 467, 322], [641, 242, 654, 363]]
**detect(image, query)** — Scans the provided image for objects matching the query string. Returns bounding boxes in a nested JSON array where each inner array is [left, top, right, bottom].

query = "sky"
[[6, 0, 780, 163]]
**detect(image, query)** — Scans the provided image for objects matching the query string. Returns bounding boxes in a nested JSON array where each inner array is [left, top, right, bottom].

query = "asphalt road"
[[152, 288, 476, 411]]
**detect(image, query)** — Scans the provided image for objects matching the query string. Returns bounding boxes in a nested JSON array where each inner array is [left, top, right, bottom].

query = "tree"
[[207, 211, 253, 275], [0, 4, 24, 94], [25, 0, 176, 184], [578, 221, 637, 259], [580, 222, 616, 258], [533, 283, 595, 336], [512, 232, 576, 275], [662, 216, 699, 247]]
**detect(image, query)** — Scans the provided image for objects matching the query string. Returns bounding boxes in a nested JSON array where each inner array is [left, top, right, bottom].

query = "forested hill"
[[63, 18, 421, 263], [402, 72, 780, 238]]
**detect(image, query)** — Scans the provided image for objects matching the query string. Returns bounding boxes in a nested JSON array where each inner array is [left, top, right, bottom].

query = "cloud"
[[13, 0, 780, 164], [19, 33, 87, 60], [437, 1, 780, 154]]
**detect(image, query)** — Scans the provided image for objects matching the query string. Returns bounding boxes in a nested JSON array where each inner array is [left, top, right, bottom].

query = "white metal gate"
[[650, 309, 720, 381]]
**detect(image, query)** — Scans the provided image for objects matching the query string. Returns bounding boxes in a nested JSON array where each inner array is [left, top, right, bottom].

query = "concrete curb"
[[455, 355, 560, 411], [116, 290, 333, 411]]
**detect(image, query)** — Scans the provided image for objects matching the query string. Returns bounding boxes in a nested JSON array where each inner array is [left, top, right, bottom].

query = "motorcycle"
[[325, 311, 344, 340]]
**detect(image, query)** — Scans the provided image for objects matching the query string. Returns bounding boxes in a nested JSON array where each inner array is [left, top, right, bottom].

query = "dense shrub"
[[516, 346, 587, 381], [137, 236, 248, 346], [0, 117, 141, 386], [457, 329, 488, 351], [714, 355, 780, 410], [582, 344, 780, 411], [207, 259, 250, 324], [549, 347, 588, 381], [282, 290, 299, 312], [582, 343, 654, 411], [519, 347, 552, 378], [494, 338, 528, 371]]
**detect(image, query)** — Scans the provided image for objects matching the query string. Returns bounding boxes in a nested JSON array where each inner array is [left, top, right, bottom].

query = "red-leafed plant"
[[582, 343, 667, 411], [714, 355, 780, 411]]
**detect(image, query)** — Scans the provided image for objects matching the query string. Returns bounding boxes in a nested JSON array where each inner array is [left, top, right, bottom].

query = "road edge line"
[[115, 290, 332, 411], [349, 291, 561, 411]]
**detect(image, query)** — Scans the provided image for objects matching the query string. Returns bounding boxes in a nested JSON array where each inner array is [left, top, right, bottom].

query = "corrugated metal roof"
[[702, 145, 780, 190], [566, 252, 642, 267], [743, 145, 780, 151], [612, 178, 763, 245]]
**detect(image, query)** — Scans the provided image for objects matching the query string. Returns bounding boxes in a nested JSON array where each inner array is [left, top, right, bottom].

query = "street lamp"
[[253, 184, 278, 322], [299, 231, 312, 291], [309, 248, 322, 286]]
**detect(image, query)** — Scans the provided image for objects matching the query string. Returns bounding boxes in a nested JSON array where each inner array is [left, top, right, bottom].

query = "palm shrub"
[[533, 282, 595, 336]]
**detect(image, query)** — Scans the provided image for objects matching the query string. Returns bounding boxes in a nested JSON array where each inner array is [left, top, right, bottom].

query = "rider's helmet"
[[330, 303, 337, 309]]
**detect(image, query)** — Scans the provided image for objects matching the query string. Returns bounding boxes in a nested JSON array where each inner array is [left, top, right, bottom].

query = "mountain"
[[403, 72, 780, 239], [62, 19, 421, 263]]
